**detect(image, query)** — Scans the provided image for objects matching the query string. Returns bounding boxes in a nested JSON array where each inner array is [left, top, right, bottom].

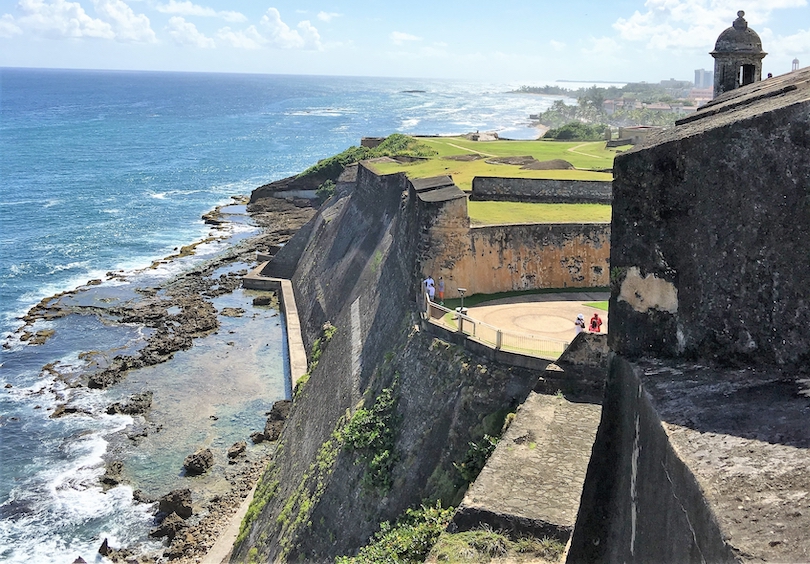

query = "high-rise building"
[[694, 68, 713, 89]]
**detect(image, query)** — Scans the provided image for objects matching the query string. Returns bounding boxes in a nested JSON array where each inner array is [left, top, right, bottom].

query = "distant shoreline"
[[557, 79, 630, 84]]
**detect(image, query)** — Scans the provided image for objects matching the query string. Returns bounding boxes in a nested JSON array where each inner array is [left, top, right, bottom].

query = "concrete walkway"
[[466, 292, 609, 342], [243, 262, 308, 387]]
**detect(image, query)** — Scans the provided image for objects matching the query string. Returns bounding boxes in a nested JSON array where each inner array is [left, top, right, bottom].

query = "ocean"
[[0, 68, 560, 562]]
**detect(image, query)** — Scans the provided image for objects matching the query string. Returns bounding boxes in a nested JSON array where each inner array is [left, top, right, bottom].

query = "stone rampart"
[[609, 67, 810, 365], [421, 221, 610, 296], [471, 177, 612, 204], [568, 356, 735, 563], [233, 162, 544, 563], [569, 67, 810, 563]]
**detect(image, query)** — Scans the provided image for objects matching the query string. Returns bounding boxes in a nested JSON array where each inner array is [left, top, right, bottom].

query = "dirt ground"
[[465, 292, 609, 342]]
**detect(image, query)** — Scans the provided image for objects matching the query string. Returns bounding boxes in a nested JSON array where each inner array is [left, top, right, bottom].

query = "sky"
[[0, 0, 808, 83]]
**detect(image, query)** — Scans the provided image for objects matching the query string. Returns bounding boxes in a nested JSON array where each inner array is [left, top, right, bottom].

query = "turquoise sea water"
[[0, 68, 558, 562]]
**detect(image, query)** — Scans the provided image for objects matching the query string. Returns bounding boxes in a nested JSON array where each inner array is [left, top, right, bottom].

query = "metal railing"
[[423, 294, 570, 360]]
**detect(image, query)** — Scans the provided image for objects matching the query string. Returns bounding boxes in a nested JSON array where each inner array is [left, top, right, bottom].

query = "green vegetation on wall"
[[277, 434, 343, 559], [316, 179, 336, 204], [236, 466, 280, 545], [339, 376, 401, 492], [335, 503, 455, 564], [429, 527, 567, 563], [454, 434, 499, 483], [294, 322, 337, 398]]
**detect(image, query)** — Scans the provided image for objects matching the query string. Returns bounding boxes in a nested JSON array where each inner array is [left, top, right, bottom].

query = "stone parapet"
[[569, 355, 810, 563], [453, 391, 601, 542], [471, 177, 612, 204]]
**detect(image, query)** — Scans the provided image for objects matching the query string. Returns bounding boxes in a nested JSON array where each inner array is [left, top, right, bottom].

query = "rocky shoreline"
[[12, 191, 315, 563]]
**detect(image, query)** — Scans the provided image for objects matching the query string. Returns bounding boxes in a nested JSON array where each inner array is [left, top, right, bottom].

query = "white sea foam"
[[286, 107, 354, 117], [0, 416, 152, 564]]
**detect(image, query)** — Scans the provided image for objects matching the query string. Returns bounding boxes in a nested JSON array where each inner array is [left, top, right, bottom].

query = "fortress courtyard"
[[461, 291, 609, 343]]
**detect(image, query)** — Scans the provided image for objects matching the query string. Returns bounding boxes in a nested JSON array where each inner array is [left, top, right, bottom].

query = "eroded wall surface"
[[609, 72, 810, 365], [420, 217, 610, 296], [570, 69, 810, 564]]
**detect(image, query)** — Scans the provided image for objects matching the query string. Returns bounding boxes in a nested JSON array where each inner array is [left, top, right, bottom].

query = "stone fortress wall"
[[471, 176, 612, 204], [415, 172, 611, 296], [568, 66, 810, 563]]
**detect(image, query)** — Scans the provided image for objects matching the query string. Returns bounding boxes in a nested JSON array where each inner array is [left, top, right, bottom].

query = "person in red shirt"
[[589, 313, 603, 333]]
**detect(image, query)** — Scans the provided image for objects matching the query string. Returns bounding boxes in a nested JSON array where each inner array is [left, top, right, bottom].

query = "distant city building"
[[711, 10, 767, 97], [794, 58, 801, 72], [601, 99, 642, 115], [688, 88, 714, 106], [694, 69, 713, 89]]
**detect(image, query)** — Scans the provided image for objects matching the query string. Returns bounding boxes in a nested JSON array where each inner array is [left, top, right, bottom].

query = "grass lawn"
[[468, 201, 611, 225], [417, 137, 618, 167], [441, 287, 610, 311], [367, 136, 617, 191], [584, 301, 609, 311]]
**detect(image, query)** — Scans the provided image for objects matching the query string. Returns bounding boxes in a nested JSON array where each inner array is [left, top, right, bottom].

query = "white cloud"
[[317, 11, 340, 22], [216, 25, 263, 49], [16, 0, 115, 39], [12, 0, 155, 42], [166, 15, 213, 47], [613, 0, 808, 53], [550, 39, 566, 51], [259, 8, 320, 49], [769, 27, 810, 53], [155, 1, 246, 23], [419, 45, 448, 58], [390, 31, 421, 45], [0, 14, 23, 37], [93, 0, 156, 42], [581, 36, 621, 56]]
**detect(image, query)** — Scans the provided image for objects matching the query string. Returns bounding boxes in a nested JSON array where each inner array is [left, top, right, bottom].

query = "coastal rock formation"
[[262, 400, 292, 442], [99, 460, 124, 490], [105, 391, 153, 415], [227, 441, 247, 460], [183, 448, 213, 476], [249, 431, 265, 444], [157, 488, 193, 519], [150, 512, 186, 540]]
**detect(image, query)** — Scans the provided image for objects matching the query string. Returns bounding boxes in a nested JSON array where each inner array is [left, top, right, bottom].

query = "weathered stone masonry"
[[471, 177, 612, 204], [568, 66, 810, 563], [414, 172, 611, 295]]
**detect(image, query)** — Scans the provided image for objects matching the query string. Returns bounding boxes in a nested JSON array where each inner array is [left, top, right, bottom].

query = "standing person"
[[427, 283, 435, 302], [423, 275, 434, 296], [437, 276, 445, 304], [574, 313, 586, 334], [589, 313, 603, 333]]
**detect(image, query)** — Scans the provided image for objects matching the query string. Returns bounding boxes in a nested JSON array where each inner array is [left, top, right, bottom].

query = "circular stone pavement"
[[466, 292, 609, 342]]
